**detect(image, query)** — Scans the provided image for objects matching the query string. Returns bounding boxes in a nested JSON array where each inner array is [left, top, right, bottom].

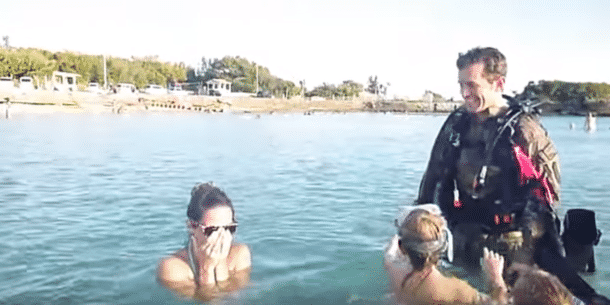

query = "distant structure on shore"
[[52, 71, 80, 92], [205, 79, 232, 96]]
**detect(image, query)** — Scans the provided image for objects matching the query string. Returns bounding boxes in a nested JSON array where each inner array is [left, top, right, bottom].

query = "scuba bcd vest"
[[422, 94, 555, 231]]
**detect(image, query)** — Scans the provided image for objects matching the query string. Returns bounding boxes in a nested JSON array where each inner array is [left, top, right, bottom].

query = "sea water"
[[0, 112, 608, 304]]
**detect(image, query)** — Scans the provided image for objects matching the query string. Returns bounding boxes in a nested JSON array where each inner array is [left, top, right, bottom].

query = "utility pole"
[[255, 64, 259, 93]]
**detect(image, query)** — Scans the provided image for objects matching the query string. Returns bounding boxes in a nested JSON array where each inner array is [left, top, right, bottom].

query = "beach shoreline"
[[0, 90, 461, 116], [4, 91, 601, 117]]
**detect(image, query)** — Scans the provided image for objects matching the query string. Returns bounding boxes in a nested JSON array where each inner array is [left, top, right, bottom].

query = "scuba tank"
[[562, 208, 602, 272]]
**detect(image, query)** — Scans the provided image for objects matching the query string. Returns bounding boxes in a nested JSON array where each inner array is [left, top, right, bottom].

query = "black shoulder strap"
[[484, 95, 545, 162], [416, 108, 471, 205], [474, 95, 547, 192]]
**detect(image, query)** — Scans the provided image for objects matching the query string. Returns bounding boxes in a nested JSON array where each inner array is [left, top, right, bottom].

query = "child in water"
[[384, 204, 508, 305], [509, 263, 587, 305]]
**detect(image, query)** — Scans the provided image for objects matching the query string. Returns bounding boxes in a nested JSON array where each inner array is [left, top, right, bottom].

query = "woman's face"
[[192, 205, 236, 241]]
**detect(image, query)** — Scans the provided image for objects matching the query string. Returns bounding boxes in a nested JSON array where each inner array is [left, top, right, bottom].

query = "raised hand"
[[218, 228, 233, 258], [481, 247, 505, 285]]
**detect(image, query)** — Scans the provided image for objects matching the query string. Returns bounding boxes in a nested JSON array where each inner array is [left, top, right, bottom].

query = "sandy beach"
[[0, 89, 466, 118], [0, 89, 375, 116]]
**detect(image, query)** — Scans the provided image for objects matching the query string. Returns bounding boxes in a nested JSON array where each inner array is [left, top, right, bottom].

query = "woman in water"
[[384, 204, 508, 304], [157, 182, 251, 300]]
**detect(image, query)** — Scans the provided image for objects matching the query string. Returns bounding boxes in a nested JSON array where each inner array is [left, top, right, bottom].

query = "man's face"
[[458, 62, 504, 113]]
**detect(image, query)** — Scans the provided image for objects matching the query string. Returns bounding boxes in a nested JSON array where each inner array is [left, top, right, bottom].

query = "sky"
[[2, 0, 609, 99]]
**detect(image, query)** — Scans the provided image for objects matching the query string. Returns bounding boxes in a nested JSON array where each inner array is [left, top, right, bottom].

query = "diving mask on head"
[[394, 204, 453, 262]]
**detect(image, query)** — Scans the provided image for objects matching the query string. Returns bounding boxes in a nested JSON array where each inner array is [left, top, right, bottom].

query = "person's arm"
[[383, 235, 413, 294], [480, 247, 509, 304], [199, 243, 252, 299], [156, 253, 225, 300], [157, 244, 252, 301], [193, 230, 232, 284], [515, 114, 561, 203], [230, 243, 252, 272], [157, 256, 198, 298]]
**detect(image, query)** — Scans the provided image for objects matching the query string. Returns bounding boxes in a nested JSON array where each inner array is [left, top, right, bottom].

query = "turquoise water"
[[1, 112, 609, 304]]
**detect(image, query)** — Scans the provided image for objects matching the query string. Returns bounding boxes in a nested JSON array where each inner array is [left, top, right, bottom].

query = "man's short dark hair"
[[457, 47, 507, 82]]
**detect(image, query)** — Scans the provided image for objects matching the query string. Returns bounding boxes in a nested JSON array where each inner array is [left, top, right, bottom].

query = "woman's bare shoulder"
[[157, 249, 193, 284], [229, 243, 252, 272]]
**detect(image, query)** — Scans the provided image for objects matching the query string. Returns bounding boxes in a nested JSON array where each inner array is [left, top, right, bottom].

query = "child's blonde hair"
[[398, 209, 448, 270]]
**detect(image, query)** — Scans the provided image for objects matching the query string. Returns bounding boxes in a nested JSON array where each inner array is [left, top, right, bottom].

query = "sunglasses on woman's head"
[[199, 224, 238, 236]]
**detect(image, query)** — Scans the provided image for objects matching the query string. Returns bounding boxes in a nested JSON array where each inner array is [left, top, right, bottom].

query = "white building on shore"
[[206, 79, 232, 96], [52, 71, 80, 92]]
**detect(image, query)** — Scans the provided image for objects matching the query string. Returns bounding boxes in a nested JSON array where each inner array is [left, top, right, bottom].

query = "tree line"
[[187, 56, 301, 98], [3, 47, 608, 102], [520, 80, 610, 103], [0, 48, 186, 89], [0, 48, 366, 98]]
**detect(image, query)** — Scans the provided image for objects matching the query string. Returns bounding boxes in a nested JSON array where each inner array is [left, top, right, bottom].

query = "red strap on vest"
[[513, 145, 554, 206], [494, 213, 513, 225]]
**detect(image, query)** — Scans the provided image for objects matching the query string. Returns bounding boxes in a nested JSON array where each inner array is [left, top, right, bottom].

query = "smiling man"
[[414, 47, 609, 304], [457, 50, 507, 117]]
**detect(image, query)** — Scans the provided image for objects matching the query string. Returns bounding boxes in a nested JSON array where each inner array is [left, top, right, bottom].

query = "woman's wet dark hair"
[[186, 182, 236, 223]]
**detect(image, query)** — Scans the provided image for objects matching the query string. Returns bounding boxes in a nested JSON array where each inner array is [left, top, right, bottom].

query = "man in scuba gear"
[[415, 47, 609, 304]]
